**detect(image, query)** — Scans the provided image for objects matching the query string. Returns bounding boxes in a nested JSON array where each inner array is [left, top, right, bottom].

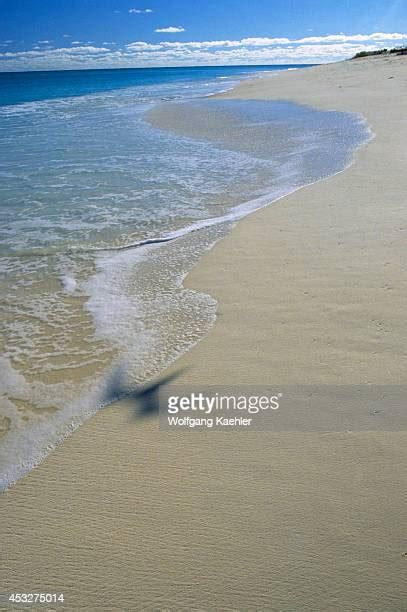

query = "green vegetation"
[[352, 46, 407, 59]]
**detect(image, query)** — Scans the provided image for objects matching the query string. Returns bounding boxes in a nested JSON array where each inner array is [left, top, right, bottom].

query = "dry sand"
[[1, 56, 407, 610]]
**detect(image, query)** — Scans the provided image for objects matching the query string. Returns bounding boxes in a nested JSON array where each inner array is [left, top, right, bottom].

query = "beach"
[[1, 54, 407, 610]]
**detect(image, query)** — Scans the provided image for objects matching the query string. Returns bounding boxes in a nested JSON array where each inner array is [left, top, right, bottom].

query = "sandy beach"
[[1, 55, 407, 610]]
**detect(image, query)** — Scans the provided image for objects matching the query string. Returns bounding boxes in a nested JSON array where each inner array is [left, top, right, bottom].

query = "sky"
[[0, 0, 406, 71]]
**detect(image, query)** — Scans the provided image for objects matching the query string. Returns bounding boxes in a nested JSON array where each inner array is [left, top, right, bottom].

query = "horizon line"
[[0, 61, 322, 75]]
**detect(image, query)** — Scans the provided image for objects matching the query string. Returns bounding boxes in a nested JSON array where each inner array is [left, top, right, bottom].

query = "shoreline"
[[1, 56, 406, 609], [0, 67, 371, 492]]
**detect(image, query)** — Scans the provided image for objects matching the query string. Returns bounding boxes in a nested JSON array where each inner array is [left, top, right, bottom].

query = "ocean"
[[0, 64, 370, 489]]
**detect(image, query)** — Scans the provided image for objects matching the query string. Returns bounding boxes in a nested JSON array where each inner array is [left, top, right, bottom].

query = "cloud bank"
[[0, 32, 406, 71]]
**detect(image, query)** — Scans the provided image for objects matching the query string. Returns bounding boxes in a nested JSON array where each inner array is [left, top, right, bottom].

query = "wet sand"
[[1, 56, 407, 610]]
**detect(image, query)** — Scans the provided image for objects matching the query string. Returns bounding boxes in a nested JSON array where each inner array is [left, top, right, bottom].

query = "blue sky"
[[1, 0, 406, 71]]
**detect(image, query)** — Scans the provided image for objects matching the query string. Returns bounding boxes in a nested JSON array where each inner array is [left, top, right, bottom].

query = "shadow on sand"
[[102, 365, 186, 420]]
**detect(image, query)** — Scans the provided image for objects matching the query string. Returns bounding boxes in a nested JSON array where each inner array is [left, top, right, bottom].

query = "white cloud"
[[155, 26, 185, 33], [241, 37, 291, 45], [295, 32, 407, 43], [130, 31, 407, 51], [126, 41, 164, 51], [1, 32, 406, 71], [66, 46, 110, 54], [1, 46, 110, 57], [129, 8, 153, 14], [37, 40, 51, 44]]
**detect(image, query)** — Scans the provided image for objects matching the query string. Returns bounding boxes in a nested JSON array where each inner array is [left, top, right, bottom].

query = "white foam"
[[0, 356, 118, 491], [60, 274, 77, 294]]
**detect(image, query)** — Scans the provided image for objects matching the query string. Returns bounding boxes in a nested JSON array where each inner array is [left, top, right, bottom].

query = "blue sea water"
[[0, 64, 308, 106], [0, 65, 370, 489]]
